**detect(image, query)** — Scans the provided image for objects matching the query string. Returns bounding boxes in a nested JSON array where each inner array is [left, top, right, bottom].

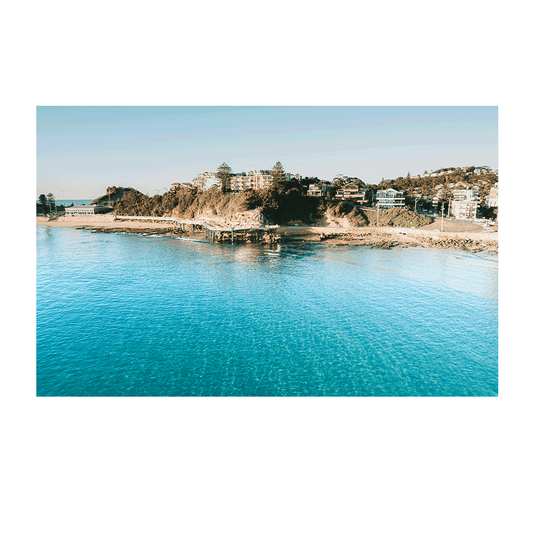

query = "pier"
[[114, 216, 279, 244]]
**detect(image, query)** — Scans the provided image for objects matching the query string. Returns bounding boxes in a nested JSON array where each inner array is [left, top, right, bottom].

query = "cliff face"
[[91, 187, 138, 205]]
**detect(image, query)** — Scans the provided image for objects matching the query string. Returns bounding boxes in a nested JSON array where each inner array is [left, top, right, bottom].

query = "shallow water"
[[36, 226, 498, 396]]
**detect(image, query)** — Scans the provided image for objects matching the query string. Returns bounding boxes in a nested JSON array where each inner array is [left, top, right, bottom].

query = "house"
[[171, 182, 194, 190], [65, 205, 112, 217], [307, 183, 335, 198], [376, 188, 405, 208], [335, 184, 368, 203]]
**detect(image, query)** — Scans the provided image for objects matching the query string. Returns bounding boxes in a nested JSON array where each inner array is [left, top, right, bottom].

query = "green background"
[[0, 1, 531, 532]]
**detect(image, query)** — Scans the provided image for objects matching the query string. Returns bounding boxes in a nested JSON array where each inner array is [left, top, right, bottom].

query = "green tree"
[[332, 175, 345, 189], [38, 194, 48, 214], [46, 193, 55, 213], [439, 183, 454, 214], [271, 161, 286, 187], [216, 162, 232, 193]]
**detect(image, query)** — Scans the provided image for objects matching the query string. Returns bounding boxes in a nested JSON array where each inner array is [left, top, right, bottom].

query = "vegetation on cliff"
[[327, 203, 432, 228], [91, 186, 137, 206], [371, 166, 498, 209], [113, 181, 324, 224]]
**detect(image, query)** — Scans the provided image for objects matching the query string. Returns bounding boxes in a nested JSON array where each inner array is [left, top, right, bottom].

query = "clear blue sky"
[[37, 106, 498, 199]]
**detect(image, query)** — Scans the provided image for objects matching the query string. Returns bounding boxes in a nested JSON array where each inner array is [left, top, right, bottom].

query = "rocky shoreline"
[[38, 218, 497, 254], [76, 224, 282, 243], [315, 231, 498, 253]]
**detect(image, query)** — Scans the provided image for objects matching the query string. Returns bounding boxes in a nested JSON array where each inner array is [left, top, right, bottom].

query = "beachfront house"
[[376, 188, 405, 208], [450, 188, 480, 219]]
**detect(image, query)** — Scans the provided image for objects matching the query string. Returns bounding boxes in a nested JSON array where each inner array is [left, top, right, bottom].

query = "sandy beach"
[[37, 216, 498, 253]]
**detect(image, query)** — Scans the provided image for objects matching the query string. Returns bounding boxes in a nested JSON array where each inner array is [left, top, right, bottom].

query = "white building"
[[487, 183, 498, 207], [308, 183, 334, 198], [194, 172, 220, 191], [376, 189, 405, 208], [450, 188, 480, 219], [191, 168, 301, 192], [65, 205, 111, 217], [230, 170, 297, 191]]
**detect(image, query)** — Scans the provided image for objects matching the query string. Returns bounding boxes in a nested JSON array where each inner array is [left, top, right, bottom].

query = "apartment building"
[[230, 170, 271, 191], [189, 169, 301, 193], [376, 188, 405, 208], [193, 172, 220, 191], [230, 170, 300, 191], [450, 188, 480, 219]]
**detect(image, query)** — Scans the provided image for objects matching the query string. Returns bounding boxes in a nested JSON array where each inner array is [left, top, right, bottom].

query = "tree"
[[271, 161, 286, 187], [439, 183, 453, 214], [38, 194, 48, 214], [332, 176, 345, 189], [46, 193, 56, 213], [216, 162, 232, 193]]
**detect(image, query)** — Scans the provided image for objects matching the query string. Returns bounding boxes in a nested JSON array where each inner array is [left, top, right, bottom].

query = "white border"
[[18, 84, 515, 417]]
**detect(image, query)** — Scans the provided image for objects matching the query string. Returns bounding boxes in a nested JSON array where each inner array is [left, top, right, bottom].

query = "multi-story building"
[[308, 183, 335, 198], [450, 188, 480, 219], [230, 170, 297, 191], [190, 169, 300, 193], [487, 183, 498, 207], [230, 171, 264, 192], [376, 188, 405, 208], [193, 172, 220, 191], [335, 184, 368, 203]]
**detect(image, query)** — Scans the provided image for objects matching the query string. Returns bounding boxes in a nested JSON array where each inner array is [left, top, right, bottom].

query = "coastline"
[[37, 216, 498, 253]]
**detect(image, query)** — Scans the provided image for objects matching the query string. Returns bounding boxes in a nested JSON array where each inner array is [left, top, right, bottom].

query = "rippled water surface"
[[37, 226, 498, 396]]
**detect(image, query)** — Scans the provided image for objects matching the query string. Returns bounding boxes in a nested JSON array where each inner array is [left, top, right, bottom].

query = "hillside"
[[91, 186, 138, 205], [371, 166, 498, 205], [326, 203, 432, 228], [112, 182, 324, 225]]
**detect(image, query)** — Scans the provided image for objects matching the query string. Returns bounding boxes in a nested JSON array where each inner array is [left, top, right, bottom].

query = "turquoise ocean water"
[[36, 226, 498, 396]]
